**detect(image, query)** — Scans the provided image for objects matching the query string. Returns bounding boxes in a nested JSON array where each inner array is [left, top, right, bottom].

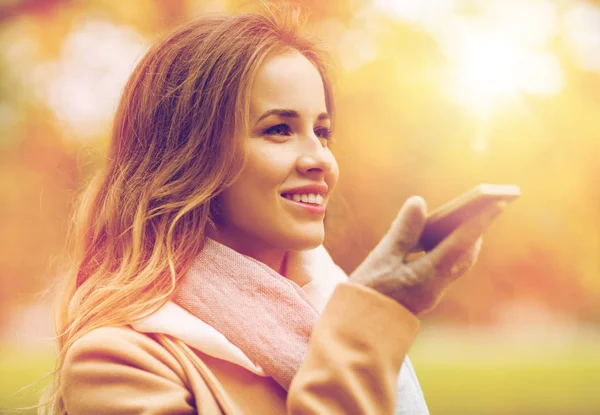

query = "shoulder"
[[65, 326, 158, 359], [66, 325, 162, 355], [61, 326, 197, 414], [63, 325, 188, 387]]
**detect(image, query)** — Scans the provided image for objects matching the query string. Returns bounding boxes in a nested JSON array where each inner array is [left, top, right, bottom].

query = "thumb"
[[383, 196, 427, 257]]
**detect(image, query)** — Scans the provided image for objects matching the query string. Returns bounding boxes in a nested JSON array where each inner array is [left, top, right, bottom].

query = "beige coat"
[[61, 283, 420, 414]]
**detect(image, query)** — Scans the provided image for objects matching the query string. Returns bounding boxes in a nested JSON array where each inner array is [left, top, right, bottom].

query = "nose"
[[296, 137, 334, 176]]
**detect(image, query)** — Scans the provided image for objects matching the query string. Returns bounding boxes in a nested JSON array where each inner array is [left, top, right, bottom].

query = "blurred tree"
[[0, 0, 599, 333]]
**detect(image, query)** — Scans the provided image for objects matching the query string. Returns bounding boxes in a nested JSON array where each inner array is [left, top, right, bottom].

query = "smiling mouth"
[[280, 194, 326, 214], [280, 193, 325, 206]]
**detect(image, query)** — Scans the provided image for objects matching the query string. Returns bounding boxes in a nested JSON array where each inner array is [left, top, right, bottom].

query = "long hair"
[[42, 6, 335, 413]]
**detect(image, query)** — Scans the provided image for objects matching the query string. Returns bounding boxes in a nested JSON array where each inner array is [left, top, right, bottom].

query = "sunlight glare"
[[456, 36, 522, 105], [450, 31, 564, 111], [563, 3, 600, 72], [486, 0, 558, 50], [377, 0, 566, 112]]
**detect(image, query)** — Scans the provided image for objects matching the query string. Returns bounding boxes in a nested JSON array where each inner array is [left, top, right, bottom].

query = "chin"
[[284, 231, 324, 251]]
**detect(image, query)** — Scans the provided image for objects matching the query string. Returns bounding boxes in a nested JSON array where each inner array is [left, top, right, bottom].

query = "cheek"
[[225, 152, 291, 212], [247, 147, 293, 185]]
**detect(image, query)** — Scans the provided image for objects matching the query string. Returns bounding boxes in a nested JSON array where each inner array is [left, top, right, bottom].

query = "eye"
[[315, 127, 333, 142], [263, 123, 292, 136]]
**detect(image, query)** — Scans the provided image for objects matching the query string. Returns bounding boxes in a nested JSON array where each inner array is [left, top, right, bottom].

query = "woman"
[[44, 6, 505, 415]]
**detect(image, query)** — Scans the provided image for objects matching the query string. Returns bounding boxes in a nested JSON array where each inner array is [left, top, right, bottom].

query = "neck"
[[207, 228, 288, 276]]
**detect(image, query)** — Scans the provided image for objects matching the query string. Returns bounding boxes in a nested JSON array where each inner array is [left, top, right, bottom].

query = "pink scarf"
[[173, 238, 321, 390]]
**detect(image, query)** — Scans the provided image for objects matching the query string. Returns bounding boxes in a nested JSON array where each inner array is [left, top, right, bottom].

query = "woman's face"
[[215, 50, 339, 255]]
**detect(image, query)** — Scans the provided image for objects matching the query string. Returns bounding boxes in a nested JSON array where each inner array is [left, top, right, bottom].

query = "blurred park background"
[[0, 0, 599, 414]]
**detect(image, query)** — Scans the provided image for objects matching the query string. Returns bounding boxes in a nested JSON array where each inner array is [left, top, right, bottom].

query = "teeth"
[[283, 193, 324, 205]]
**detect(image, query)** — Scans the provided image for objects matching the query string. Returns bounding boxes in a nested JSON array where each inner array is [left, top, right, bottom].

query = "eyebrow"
[[255, 109, 330, 124]]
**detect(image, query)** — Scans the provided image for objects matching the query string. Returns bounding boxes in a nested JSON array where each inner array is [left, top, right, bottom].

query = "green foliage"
[[2, 336, 600, 415], [0, 345, 55, 414]]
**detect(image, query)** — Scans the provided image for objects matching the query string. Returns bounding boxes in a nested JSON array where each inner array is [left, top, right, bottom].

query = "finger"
[[426, 201, 505, 276], [448, 236, 482, 280], [404, 250, 426, 263], [406, 236, 482, 288], [384, 196, 427, 257]]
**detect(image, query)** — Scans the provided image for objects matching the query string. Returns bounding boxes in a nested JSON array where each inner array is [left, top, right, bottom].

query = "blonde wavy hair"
[[40, 5, 335, 414]]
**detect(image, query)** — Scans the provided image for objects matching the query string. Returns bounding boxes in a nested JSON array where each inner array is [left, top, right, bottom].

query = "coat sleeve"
[[287, 282, 420, 414], [61, 326, 197, 415]]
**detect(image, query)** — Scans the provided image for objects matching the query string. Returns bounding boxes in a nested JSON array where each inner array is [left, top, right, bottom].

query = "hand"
[[348, 196, 506, 315]]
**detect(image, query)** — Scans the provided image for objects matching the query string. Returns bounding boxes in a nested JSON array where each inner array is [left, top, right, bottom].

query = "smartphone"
[[417, 184, 521, 251]]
